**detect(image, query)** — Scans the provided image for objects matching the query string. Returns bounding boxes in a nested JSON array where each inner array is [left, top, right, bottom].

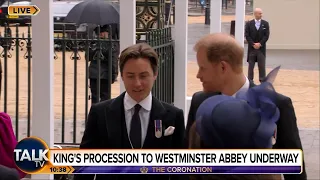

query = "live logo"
[[13, 7, 31, 14], [8, 5, 40, 16]]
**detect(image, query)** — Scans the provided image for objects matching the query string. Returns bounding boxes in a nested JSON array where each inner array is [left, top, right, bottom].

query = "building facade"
[[254, 0, 320, 49]]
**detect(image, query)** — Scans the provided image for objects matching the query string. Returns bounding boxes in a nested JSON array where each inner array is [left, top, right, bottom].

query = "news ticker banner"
[[14, 137, 303, 175]]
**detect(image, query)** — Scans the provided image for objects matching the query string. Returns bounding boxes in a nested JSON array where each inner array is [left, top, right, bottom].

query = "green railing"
[[146, 27, 174, 104]]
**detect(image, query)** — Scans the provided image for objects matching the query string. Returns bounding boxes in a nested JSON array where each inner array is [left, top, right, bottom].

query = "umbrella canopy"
[[64, 0, 119, 25]]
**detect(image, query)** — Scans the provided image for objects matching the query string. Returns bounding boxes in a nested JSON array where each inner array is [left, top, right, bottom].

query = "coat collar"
[[105, 92, 167, 148], [124, 92, 152, 111], [203, 80, 256, 96], [251, 19, 264, 31]]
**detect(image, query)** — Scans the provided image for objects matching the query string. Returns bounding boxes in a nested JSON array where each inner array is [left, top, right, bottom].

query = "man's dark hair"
[[94, 25, 109, 34], [119, 43, 158, 75]]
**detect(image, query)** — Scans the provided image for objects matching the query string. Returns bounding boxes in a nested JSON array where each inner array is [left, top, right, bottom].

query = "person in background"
[[185, 33, 306, 180], [245, 8, 270, 83], [0, 27, 13, 97], [75, 43, 185, 180], [165, 0, 173, 25], [87, 25, 119, 104], [0, 112, 26, 179], [199, 0, 206, 9]]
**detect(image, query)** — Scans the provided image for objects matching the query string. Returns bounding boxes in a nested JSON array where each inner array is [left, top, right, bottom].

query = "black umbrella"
[[64, 0, 119, 25]]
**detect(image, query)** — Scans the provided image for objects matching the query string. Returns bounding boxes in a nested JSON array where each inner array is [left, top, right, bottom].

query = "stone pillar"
[[31, 0, 54, 179], [235, 0, 246, 47], [210, 0, 222, 33], [174, 0, 188, 120], [119, 0, 136, 93]]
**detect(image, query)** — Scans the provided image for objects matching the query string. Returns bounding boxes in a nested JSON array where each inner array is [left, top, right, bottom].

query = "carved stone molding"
[[136, 0, 165, 40]]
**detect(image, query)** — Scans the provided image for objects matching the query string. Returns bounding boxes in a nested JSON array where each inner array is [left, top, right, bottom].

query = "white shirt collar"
[[124, 92, 152, 111], [255, 19, 261, 22], [231, 76, 250, 97]]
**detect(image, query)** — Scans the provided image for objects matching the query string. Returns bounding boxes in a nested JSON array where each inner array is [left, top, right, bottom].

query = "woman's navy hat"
[[196, 66, 281, 149]]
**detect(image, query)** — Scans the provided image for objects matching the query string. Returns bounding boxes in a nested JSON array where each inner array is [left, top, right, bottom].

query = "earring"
[[272, 136, 276, 145], [272, 129, 277, 145]]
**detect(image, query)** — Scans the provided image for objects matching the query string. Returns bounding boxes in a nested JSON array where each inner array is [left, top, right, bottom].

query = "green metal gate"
[[0, 23, 174, 146]]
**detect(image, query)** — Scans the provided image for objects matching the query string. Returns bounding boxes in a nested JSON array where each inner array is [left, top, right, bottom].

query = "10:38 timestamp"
[[50, 167, 67, 173]]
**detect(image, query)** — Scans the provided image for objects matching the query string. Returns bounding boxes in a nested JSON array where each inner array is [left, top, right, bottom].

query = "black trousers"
[[89, 79, 110, 104], [248, 49, 266, 82]]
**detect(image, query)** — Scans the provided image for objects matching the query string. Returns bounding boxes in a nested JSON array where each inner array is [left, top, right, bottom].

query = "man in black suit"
[[185, 33, 307, 180], [75, 43, 185, 180], [245, 8, 270, 83]]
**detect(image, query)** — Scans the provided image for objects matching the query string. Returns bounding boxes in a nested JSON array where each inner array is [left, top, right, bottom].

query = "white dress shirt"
[[231, 76, 250, 97], [124, 92, 152, 147], [255, 19, 261, 30]]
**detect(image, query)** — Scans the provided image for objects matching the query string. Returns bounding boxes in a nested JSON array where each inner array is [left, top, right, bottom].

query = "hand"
[[252, 43, 258, 49], [253, 43, 261, 49], [256, 43, 261, 48]]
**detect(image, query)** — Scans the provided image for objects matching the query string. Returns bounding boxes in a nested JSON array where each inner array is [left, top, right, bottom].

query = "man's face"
[[100, 32, 109, 39], [122, 58, 157, 102], [254, 11, 262, 20], [196, 48, 224, 93]]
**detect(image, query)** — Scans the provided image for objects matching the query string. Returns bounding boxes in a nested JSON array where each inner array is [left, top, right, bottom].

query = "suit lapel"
[[143, 97, 167, 148], [258, 21, 263, 32], [251, 20, 258, 32], [214, 80, 255, 95], [105, 92, 131, 148]]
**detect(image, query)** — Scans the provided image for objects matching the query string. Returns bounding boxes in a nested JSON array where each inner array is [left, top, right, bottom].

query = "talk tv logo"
[[14, 137, 50, 174]]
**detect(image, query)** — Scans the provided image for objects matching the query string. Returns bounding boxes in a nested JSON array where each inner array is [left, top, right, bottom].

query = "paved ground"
[[188, 1, 253, 16], [299, 129, 320, 179]]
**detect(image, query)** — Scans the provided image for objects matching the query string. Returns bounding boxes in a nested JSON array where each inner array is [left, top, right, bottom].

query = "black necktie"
[[130, 104, 142, 148]]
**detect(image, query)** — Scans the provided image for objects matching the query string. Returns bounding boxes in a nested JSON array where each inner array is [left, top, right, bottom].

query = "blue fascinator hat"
[[195, 66, 281, 149]]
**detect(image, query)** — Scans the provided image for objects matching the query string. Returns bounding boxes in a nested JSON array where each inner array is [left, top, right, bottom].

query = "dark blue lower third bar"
[[71, 166, 302, 174]]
